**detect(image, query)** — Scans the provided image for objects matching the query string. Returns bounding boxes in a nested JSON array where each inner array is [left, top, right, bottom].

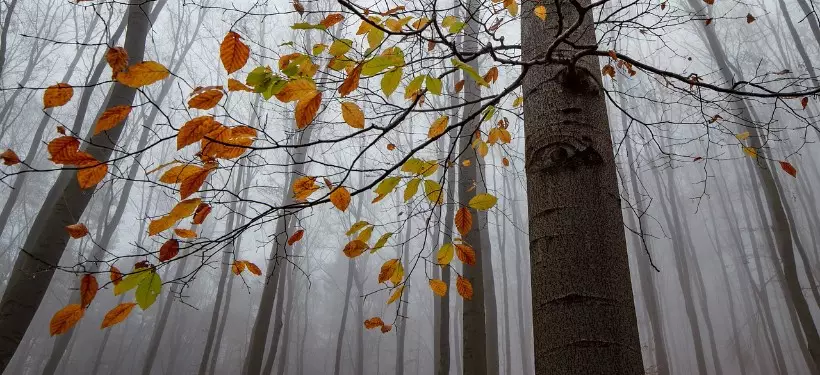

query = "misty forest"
[[1, 0, 820, 374]]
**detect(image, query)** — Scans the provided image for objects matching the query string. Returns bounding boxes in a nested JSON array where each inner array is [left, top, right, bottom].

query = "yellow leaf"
[[735, 132, 750, 141], [188, 89, 224, 110], [455, 207, 472, 236], [429, 279, 448, 297], [343, 240, 369, 258], [534, 5, 547, 20], [50, 304, 84, 336], [378, 259, 400, 283], [428, 115, 449, 139], [468, 193, 497, 210], [116, 61, 169, 88], [424, 179, 443, 205], [504, 0, 519, 16], [276, 78, 318, 103], [169, 198, 201, 220], [149, 216, 176, 236], [387, 285, 405, 305], [513, 96, 523, 107], [43, 83, 74, 109], [228, 78, 253, 92], [437, 243, 454, 265], [174, 228, 197, 239], [357, 225, 374, 243], [220, 31, 250, 74], [346, 221, 370, 236], [330, 186, 351, 211], [293, 176, 320, 201], [341, 102, 365, 128], [390, 262, 403, 284], [100, 302, 137, 329], [374, 176, 401, 196], [404, 178, 421, 202], [742, 147, 758, 158], [94, 105, 132, 135], [65, 223, 89, 239], [456, 275, 473, 300], [371, 232, 392, 253]]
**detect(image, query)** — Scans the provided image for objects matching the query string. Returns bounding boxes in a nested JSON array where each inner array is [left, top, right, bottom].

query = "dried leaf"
[[364, 317, 384, 329], [115, 61, 169, 88], [339, 65, 362, 97], [341, 102, 365, 129], [105, 47, 128, 78], [221, 31, 250, 74], [1, 149, 20, 165], [159, 239, 180, 262], [534, 5, 547, 20], [288, 229, 305, 246], [100, 303, 137, 329], [293, 176, 320, 201], [49, 304, 84, 336], [188, 89, 224, 110], [65, 223, 89, 239], [246, 262, 262, 276], [110, 266, 123, 286], [456, 244, 476, 265], [429, 279, 448, 297], [330, 186, 352, 211], [80, 274, 98, 308], [428, 115, 449, 139], [378, 259, 400, 283], [228, 78, 253, 92], [437, 243, 454, 265], [456, 275, 473, 300], [232, 260, 246, 275], [178, 116, 221, 150], [381, 324, 393, 333], [780, 160, 797, 178], [455, 207, 472, 236], [94, 105, 132, 135], [77, 161, 108, 189], [295, 92, 322, 129], [192, 203, 212, 224], [174, 228, 197, 239], [343, 240, 369, 258], [387, 285, 405, 305], [44, 83, 74, 109]]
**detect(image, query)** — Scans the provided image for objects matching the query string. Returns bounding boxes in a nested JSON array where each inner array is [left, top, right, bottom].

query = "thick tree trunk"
[[262, 245, 291, 375], [520, 0, 643, 373], [0, 1, 155, 370]]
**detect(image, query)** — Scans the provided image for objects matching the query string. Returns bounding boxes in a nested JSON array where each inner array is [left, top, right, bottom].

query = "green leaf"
[[374, 176, 401, 196], [329, 39, 353, 57], [468, 193, 497, 210], [362, 57, 394, 76], [381, 67, 402, 96], [346, 221, 370, 236], [312, 44, 327, 55], [113, 269, 150, 296], [405, 75, 425, 99], [482, 106, 496, 122], [404, 178, 421, 202], [367, 28, 385, 49], [280, 41, 295, 47], [371, 232, 393, 253], [513, 96, 523, 107], [425, 75, 442, 95], [135, 271, 161, 310], [451, 59, 489, 87], [292, 22, 326, 30]]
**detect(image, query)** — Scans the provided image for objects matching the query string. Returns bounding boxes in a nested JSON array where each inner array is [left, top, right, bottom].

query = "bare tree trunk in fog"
[[0, 1, 156, 370], [493, 177, 512, 375], [0, 0, 18, 76], [333, 258, 355, 375], [521, 0, 643, 372], [296, 247, 311, 375], [396, 209, 413, 375], [275, 263, 295, 375], [454, 295, 462, 375], [263, 243, 292, 375], [353, 262, 366, 375], [505, 178, 533, 375]]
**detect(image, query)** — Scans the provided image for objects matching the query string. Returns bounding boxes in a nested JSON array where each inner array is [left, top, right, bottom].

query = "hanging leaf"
[[746, 13, 756, 23], [77, 161, 108, 189], [188, 89, 224, 110], [105, 47, 128, 78], [100, 303, 137, 329], [80, 274, 98, 308], [378, 259, 401, 283], [295, 92, 322, 129], [742, 147, 758, 158], [801, 97, 809, 109], [374, 176, 401, 197], [456, 275, 473, 300], [246, 262, 262, 276], [192, 203, 212, 224], [94, 105, 132, 135], [456, 244, 477, 265], [381, 324, 393, 333], [428, 115, 449, 139], [483, 67, 499, 84], [534, 5, 547, 20], [364, 317, 385, 329], [503, 0, 519, 16], [381, 67, 402, 96], [779, 161, 797, 177], [330, 186, 352, 211], [735, 132, 750, 141], [343, 240, 369, 258], [429, 279, 448, 297], [346, 221, 370, 236], [357, 225, 374, 243], [468, 193, 497, 210], [159, 239, 180, 262], [1, 149, 20, 166], [387, 285, 405, 305], [424, 180, 444, 205], [513, 96, 523, 107], [320, 13, 345, 28], [174, 228, 197, 239], [455, 207, 472, 236], [228, 78, 253, 92], [451, 59, 489, 87], [115, 61, 169, 88], [65, 223, 89, 239], [135, 271, 162, 310], [177, 116, 221, 150], [43, 83, 74, 109], [437, 243, 454, 265], [110, 266, 123, 286], [339, 65, 362, 97], [425, 75, 442, 95], [404, 178, 421, 202], [288, 229, 305, 246], [49, 304, 84, 336], [371, 232, 393, 253], [293, 176, 320, 201], [113, 268, 150, 296], [221, 31, 250, 74], [341, 102, 365, 128], [389, 262, 404, 284], [169, 198, 201, 220], [232, 260, 246, 275]]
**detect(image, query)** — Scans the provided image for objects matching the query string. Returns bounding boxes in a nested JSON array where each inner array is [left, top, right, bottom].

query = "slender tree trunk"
[[140, 255, 191, 375], [333, 259, 355, 375], [0, 1, 156, 370], [520, 0, 643, 373], [262, 243, 292, 375], [277, 264, 296, 375], [0, 0, 18, 77]]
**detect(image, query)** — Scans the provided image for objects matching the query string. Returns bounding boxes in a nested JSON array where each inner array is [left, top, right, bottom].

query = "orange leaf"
[[381, 324, 392, 333], [76, 160, 108, 189], [276, 78, 317, 103], [228, 78, 253, 92], [364, 317, 385, 329], [94, 105, 132, 135], [378, 259, 400, 284], [454, 80, 465, 93], [80, 274, 98, 308], [483, 66, 499, 84], [49, 304, 84, 336], [232, 260, 246, 275], [454, 207, 472, 236], [48, 136, 83, 164], [456, 244, 476, 265], [179, 167, 211, 199], [429, 279, 448, 297], [188, 89, 224, 110], [386, 143, 396, 151], [330, 186, 351, 211], [220, 31, 250, 74], [456, 275, 473, 300], [174, 228, 197, 239], [295, 92, 322, 129], [780, 161, 798, 178], [293, 176, 320, 201], [288, 229, 305, 246], [65, 223, 89, 239], [115, 61, 169, 87], [320, 13, 344, 28], [343, 240, 369, 258], [100, 302, 137, 329], [1, 149, 20, 165], [159, 239, 180, 262], [338, 65, 362, 97], [44, 83, 73, 109], [110, 266, 123, 286], [105, 47, 129, 78], [192, 203, 212, 224], [178, 116, 221, 150], [246, 262, 262, 276]]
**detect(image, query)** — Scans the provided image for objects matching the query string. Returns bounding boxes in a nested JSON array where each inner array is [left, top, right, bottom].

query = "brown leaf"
[[110, 266, 123, 286], [343, 240, 369, 258], [801, 97, 809, 109], [295, 92, 322, 129], [100, 302, 137, 329], [454, 80, 465, 93], [80, 274, 98, 308], [703, 0, 714, 4], [454, 207, 472, 236], [192, 203, 212, 224], [456, 244, 476, 265], [288, 229, 305, 246], [159, 239, 180, 262], [48, 136, 81, 164], [292, 0, 305, 15], [320, 13, 344, 28], [228, 78, 253, 92], [246, 262, 262, 276], [364, 317, 384, 329], [293, 176, 320, 201], [115, 61, 169, 88], [338, 65, 362, 97], [602, 64, 616, 78], [50, 304, 84, 336], [746, 13, 756, 23], [105, 47, 129, 78], [94, 105, 132, 135], [704, 18, 713, 26], [330, 186, 351, 211], [44, 83, 74, 109], [456, 275, 473, 300], [780, 160, 798, 178], [1, 149, 20, 165], [179, 166, 211, 199], [482, 66, 499, 84], [65, 223, 89, 239], [188, 89, 224, 110], [381, 324, 392, 333], [220, 31, 250, 74], [232, 260, 246, 275]]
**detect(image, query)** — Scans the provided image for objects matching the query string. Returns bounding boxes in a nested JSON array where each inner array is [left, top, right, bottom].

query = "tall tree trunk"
[[262, 244, 292, 375], [506, 180, 533, 375], [0, 0, 18, 77], [520, 0, 643, 373], [396, 217, 413, 375], [333, 259, 355, 375], [0, 1, 156, 370]]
